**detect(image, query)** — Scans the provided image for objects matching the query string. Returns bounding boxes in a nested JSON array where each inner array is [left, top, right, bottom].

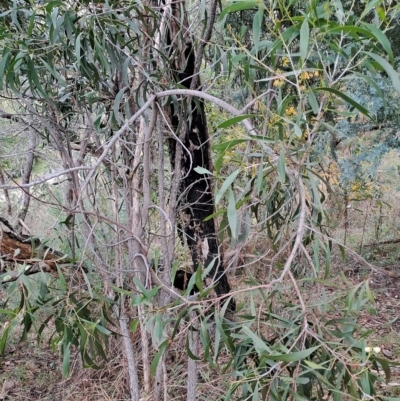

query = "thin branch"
[[189, 0, 218, 91], [141, 106, 158, 227], [15, 132, 37, 234], [0, 166, 93, 190]]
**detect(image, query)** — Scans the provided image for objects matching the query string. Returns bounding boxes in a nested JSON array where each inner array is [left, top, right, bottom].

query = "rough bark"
[[0, 226, 64, 270], [14, 132, 36, 234], [167, 1, 235, 310], [0, 170, 12, 217]]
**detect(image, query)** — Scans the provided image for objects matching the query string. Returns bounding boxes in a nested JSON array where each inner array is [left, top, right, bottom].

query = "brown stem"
[[15, 132, 36, 234]]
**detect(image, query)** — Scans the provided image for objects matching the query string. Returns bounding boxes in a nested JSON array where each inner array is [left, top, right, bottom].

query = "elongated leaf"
[[186, 332, 201, 361], [215, 169, 241, 204], [113, 86, 128, 123], [194, 166, 213, 175], [365, 280, 374, 303], [46, 1, 63, 13], [75, 32, 83, 67], [314, 87, 374, 121], [360, 0, 384, 19], [217, 114, 255, 128], [253, 7, 263, 52], [351, 71, 385, 106], [304, 360, 327, 370], [360, 22, 393, 63], [267, 346, 320, 362], [213, 139, 250, 152], [81, 269, 93, 299], [153, 314, 164, 345], [364, 51, 400, 94], [219, 2, 258, 21], [374, 357, 391, 384], [242, 326, 270, 354], [62, 342, 71, 377], [300, 19, 309, 63], [0, 51, 9, 90], [227, 187, 237, 239], [39, 57, 67, 87], [308, 89, 319, 114], [277, 148, 286, 183], [150, 340, 168, 377], [0, 323, 11, 356]]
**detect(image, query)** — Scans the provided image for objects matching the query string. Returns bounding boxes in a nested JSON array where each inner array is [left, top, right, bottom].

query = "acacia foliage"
[[0, 0, 400, 400]]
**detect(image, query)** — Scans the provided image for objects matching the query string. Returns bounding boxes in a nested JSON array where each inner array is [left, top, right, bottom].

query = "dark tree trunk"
[[167, 4, 235, 311]]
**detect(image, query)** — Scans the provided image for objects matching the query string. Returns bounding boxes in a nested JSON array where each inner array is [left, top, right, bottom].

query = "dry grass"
[[2, 151, 400, 400]]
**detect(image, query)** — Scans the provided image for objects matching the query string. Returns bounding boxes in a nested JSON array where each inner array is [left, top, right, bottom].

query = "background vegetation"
[[1, 0, 400, 400]]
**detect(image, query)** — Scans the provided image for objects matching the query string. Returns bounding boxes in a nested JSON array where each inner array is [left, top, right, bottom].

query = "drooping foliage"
[[0, 0, 400, 400]]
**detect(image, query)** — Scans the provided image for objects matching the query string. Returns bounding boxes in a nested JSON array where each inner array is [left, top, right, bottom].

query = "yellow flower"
[[285, 106, 296, 116], [273, 79, 284, 87], [281, 57, 289, 67], [299, 71, 310, 80]]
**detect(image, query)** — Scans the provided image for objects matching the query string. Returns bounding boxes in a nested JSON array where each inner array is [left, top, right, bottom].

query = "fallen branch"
[[0, 230, 65, 268], [364, 238, 400, 247], [0, 219, 73, 284], [1, 262, 56, 284]]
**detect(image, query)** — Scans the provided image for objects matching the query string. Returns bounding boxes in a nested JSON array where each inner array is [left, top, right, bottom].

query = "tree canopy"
[[1, 0, 400, 400]]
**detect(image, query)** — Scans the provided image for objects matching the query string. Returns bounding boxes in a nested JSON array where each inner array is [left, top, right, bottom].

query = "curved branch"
[[2, 89, 278, 193]]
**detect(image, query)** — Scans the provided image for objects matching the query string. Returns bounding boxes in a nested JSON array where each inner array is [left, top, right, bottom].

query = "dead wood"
[[0, 218, 70, 283]]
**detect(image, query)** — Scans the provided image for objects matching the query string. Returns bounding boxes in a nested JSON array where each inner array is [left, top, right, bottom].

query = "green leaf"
[[153, 314, 164, 345], [130, 319, 139, 333], [300, 19, 309, 63], [113, 86, 128, 123], [215, 169, 241, 204], [194, 265, 203, 294], [186, 331, 201, 361], [75, 32, 83, 67], [46, 1, 64, 13], [351, 72, 385, 107], [242, 326, 271, 355], [227, 187, 237, 239], [365, 280, 374, 303], [219, 1, 258, 21], [277, 148, 286, 183], [0, 320, 14, 356], [194, 166, 213, 175], [81, 269, 93, 299], [217, 114, 255, 129], [110, 283, 133, 296], [62, 342, 71, 377], [308, 89, 319, 114], [324, 243, 331, 279], [267, 346, 320, 362], [0, 50, 10, 90], [94, 324, 112, 336], [360, 22, 393, 63], [150, 340, 168, 377], [314, 87, 374, 121], [364, 52, 400, 94], [304, 360, 327, 370], [252, 7, 263, 52], [374, 357, 391, 384], [360, 0, 385, 20], [338, 244, 346, 261], [39, 57, 67, 87]]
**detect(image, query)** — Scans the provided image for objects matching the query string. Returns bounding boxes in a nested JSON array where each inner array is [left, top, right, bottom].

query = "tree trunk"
[[167, 1, 235, 311]]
